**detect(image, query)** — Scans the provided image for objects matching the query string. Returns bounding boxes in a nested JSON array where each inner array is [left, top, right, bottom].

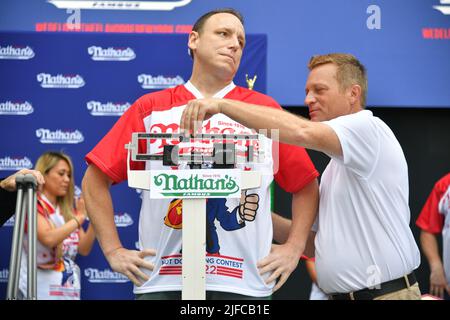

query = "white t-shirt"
[[315, 110, 420, 294]]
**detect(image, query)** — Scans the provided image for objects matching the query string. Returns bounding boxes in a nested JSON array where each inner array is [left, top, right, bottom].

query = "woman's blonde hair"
[[35, 151, 75, 222]]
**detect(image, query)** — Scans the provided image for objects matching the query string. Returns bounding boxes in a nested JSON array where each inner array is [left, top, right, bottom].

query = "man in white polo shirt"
[[180, 53, 421, 300]]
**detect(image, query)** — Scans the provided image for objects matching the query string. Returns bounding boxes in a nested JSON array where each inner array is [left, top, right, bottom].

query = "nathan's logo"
[[87, 101, 131, 116], [0, 269, 8, 283], [0, 156, 33, 171], [88, 46, 136, 61], [153, 172, 239, 197], [37, 73, 85, 88], [138, 74, 185, 89], [48, 0, 192, 11], [84, 268, 130, 283], [36, 128, 84, 144], [0, 101, 34, 115], [0, 45, 34, 60], [164, 199, 182, 229], [114, 213, 134, 227]]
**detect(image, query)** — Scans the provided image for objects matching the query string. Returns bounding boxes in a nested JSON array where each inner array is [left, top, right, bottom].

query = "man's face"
[[304, 63, 353, 122], [189, 13, 246, 79]]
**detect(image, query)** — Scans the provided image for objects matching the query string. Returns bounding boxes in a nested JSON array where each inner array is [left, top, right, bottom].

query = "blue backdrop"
[[0, 0, 449, 107], [0, 31, 267, 299]]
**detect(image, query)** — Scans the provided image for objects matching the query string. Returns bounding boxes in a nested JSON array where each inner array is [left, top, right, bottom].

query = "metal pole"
[[25, 174, 37, 300], [182, 199, 206, 300], [6, 175, 26, 300]]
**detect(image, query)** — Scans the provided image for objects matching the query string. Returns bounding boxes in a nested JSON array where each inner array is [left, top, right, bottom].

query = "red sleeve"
[[416, 180, 446, 234], [85, 99, 146, 183], [274, 142, 318, 193]]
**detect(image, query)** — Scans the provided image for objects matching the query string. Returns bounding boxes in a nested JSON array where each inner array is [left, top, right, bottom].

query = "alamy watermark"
[[367, 5, 381, 30], [366, 265, 382, 290], [66, 9, 81, 30]]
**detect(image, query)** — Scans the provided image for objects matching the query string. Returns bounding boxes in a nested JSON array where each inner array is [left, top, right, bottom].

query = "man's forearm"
[[82, 166, 122, 256], [220, 99, 306, 146], [271, 212, 292, 244], [420, 230, 444, 270], [286, 179, 319, 254], [219, 99, 342, 156]]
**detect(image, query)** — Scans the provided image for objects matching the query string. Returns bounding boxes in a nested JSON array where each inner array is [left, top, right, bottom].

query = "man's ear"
[[188, 31, 199, 54], [349, 84, 362, 106]]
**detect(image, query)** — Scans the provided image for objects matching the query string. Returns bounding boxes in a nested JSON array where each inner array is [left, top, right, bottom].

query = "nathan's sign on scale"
[[150, 169, 241, 199]]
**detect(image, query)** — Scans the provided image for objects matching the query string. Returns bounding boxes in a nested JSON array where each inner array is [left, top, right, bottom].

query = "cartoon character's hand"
[[239, 191, 259, 222]]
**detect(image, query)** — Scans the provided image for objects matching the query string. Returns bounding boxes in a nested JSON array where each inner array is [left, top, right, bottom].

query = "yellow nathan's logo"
[[164, 199, 183, 229]]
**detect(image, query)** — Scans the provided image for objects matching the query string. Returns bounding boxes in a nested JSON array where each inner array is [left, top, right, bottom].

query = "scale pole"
[[182, 198, 206, 300]]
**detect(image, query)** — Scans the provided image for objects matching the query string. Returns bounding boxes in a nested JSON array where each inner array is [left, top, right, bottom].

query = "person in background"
[[416, 172, 450, 300], [19, 151, 96, 300], [181, 53, 421, 300]]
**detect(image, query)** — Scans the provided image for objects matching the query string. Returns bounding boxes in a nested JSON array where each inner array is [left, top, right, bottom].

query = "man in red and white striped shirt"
[[416, 173, 450, 300]]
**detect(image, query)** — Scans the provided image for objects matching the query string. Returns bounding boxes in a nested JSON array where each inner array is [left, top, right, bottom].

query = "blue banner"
[[0, 0, 449, 107]]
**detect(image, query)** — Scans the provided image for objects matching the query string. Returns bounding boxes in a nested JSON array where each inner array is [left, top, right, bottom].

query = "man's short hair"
[[308, 53, 368, 107], [189, 8, 244, 58]]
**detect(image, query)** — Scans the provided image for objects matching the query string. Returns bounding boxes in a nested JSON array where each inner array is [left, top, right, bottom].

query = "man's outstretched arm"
[[181, 98, 342, 157]]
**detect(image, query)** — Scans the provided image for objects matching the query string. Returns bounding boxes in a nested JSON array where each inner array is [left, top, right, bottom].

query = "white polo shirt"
[[315, 110, 420, 294]]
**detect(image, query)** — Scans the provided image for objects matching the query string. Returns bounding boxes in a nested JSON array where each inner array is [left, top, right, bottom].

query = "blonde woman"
[[19, 151, 95, 299]]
